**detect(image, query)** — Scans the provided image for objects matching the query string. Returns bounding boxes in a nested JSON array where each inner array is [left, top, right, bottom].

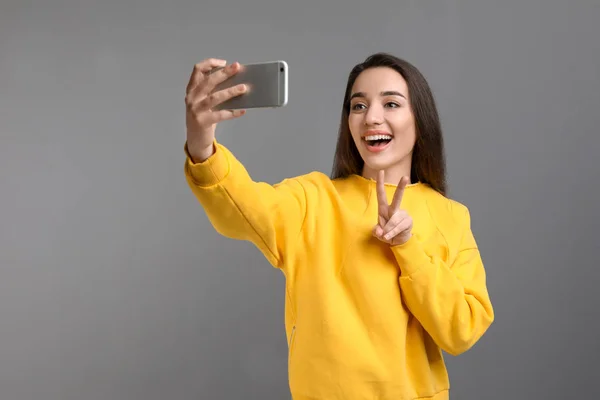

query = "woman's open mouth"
[[363, 134, 393, 153]]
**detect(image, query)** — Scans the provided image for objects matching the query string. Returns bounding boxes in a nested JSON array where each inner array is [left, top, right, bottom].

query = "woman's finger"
[[378, 215, 387, 230], [194, 84, 248, 111], [206, 108, 247, 125], [199, 62, 243, 96], [383, 218, 412, 241], [376, 170, 389, 218], [381, 212, 406, 234], [373, 224, 384, 238], [381, 212, 412, 239], [390, 176, 409, 212], [186, 58, 227, 94]]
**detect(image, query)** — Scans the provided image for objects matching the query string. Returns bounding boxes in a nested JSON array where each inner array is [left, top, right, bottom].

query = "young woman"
[[183, 53, 494, 400]]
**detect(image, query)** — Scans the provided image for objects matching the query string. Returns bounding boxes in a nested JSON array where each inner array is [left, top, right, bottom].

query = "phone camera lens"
[[280, 67, 284, 72]]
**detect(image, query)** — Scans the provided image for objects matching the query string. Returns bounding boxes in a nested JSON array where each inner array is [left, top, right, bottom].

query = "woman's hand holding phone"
[[185, 58, 247, 163]]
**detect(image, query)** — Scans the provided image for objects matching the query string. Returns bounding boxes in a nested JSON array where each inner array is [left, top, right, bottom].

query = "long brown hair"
[[331, 52, 447, 196]]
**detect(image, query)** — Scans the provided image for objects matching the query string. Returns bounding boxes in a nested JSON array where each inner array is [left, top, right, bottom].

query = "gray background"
[[1, 0, 599, 399]]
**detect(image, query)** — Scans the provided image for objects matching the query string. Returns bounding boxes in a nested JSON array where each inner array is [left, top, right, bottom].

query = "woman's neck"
[[361, 158, 412, 186]]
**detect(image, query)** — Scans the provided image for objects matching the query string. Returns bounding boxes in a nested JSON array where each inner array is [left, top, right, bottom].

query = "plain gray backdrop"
[[1, 0, 599, 399]]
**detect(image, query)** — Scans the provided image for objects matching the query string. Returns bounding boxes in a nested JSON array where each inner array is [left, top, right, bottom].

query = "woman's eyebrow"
[[381, 90, 406, 99], [350, 91, 407, 100]]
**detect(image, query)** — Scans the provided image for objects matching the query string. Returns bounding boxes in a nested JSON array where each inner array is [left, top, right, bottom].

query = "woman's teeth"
[[365, 134, 392, 142], [364, 135, 393, 147]]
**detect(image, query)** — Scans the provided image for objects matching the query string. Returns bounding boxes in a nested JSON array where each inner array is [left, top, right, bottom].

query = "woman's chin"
[[363, 154, 394, 172], [361, 152, 412, 179]]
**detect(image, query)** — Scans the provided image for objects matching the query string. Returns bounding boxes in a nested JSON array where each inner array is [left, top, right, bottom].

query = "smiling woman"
[[183, 52, 494, 400], [333, 53, 447, 196]]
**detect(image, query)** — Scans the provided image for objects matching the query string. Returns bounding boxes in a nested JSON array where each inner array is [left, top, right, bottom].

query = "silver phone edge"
[[279, 60, 288, 107]]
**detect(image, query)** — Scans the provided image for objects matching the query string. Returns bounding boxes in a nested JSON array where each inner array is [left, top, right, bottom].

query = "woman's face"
[[348, 67, 416, 183]]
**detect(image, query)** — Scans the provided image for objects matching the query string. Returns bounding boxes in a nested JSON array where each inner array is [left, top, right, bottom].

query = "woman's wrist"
[[188, 143, 215, 164]]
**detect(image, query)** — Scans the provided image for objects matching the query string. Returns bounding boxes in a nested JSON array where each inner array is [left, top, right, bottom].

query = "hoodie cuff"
[[184, 140, 230, 187], [390, 235, 432, 277]]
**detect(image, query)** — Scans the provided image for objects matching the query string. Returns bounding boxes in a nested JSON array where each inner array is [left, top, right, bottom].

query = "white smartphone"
[[212, 60, 288, 110]]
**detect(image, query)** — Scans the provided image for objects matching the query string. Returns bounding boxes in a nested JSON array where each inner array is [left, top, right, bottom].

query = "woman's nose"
[[365, 105, 384, 125]]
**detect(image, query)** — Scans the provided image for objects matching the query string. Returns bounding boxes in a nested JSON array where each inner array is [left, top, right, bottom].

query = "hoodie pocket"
[[288, 325, 297, 366]]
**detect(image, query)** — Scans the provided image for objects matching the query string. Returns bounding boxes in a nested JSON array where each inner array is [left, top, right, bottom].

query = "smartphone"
[[212, 60, 288, 110]]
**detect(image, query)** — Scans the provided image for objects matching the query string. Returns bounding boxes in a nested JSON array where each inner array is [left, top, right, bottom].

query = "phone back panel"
[[213, 61, 287, 110]]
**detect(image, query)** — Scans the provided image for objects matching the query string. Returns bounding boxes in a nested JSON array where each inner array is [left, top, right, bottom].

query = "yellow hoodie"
[[184, 142, 494, 400]]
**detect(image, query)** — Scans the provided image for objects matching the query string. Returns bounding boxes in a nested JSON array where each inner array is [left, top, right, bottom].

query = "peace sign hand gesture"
[[373, 171, 413, 246]]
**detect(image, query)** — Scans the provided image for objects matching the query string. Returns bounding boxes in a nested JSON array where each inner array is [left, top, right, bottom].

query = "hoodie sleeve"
[[390, 205, 494, 356], [184, 141, 307, 269]]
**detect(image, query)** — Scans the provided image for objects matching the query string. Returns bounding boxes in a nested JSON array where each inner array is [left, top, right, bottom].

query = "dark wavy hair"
[[331, 52, 447, 196]]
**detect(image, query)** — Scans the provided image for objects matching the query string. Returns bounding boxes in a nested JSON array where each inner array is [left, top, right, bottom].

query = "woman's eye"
[[351, 102, 399, 111]]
